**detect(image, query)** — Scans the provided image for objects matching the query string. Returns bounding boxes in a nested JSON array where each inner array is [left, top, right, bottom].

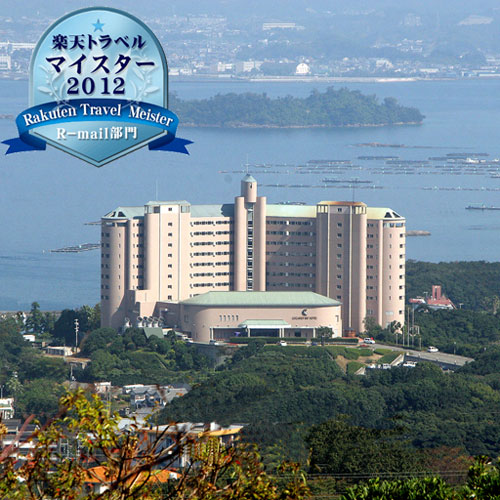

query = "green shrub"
[[374, 348, 393, 355], [357, 348, 374, 357], [344, 348, 360, 360], [326, 337, 359, 345], [228, 337, 308, 344], [325, 346, 347, 358], [377, 351, 402, 364], [347, 361, 365, 375]]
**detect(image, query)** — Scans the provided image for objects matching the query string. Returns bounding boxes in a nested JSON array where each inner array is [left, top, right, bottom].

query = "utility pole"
[[74, 319, 79, 351]]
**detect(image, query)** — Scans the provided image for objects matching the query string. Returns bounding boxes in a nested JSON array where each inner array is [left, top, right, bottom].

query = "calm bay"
[[1, 78, 500, 309]]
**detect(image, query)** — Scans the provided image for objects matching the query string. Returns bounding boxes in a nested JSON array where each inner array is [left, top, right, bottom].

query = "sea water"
[[1, 78, 500, 309]]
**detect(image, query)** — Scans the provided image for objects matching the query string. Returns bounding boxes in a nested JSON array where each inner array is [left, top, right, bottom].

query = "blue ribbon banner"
[[2, 98, 192, 155]]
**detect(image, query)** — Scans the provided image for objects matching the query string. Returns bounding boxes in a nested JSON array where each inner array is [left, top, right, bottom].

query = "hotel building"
[[101, 175, 405, 339]]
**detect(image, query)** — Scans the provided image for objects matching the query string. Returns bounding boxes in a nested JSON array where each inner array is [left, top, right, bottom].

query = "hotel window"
[[337, 254, 342, 258]]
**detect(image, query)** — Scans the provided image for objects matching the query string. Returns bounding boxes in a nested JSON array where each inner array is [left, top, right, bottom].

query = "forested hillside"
[[171, 88, 424, 127], [159, 342, 500, 463], [405, 260, 500, 311]]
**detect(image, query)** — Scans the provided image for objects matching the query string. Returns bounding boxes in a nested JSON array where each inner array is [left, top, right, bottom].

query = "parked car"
[[277, 340, 287, 346], [209, 339, 220, 345], [427, 346, 439, 353], [363, 337, 376, 344]]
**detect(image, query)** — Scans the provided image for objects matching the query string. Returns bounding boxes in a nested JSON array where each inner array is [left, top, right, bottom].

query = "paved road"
[[369, 342, 474, 367]]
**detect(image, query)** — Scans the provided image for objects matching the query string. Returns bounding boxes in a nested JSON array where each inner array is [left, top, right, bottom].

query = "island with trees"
[[170, 87, 424, 128]]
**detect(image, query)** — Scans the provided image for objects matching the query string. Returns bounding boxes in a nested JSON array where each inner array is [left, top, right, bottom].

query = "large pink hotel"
[[101, 175, 406, 340]]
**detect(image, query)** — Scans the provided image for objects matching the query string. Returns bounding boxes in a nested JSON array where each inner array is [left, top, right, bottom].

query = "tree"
[[465, 456, 500, 499], [5, 371, 22, 397], [362, 317, 383, 336], [341, 476, 457, 500], [52, 305, 102, 346], [306, 418, 424, 478], [25, 302, 44, 334], [316, 326, 333, 339], [339, 457, 500, 499], [0, 390, 309, 500]]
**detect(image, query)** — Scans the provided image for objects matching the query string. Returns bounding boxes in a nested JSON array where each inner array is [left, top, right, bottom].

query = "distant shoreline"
[[180, 121, 423, 129], [4, 74, 500, 85]]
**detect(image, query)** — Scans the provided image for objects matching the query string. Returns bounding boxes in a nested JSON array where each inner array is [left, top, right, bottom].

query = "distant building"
[[295, 63, 310, 75], [101, 175, 405, 335], [235, 60, 263, 73], [0, 398, 14, 420], [0, 419, 38, 460], [141, 421, 244, 469], [94, 382, 112, 394], [46, 346, 74, 356], [410, 285, 455, 310], [123, 384, 190, 409], [0, 55, 12, 71], [210, 62, 234, 73], [84, 467, 180, 495], [262, 22, 304, 31]]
